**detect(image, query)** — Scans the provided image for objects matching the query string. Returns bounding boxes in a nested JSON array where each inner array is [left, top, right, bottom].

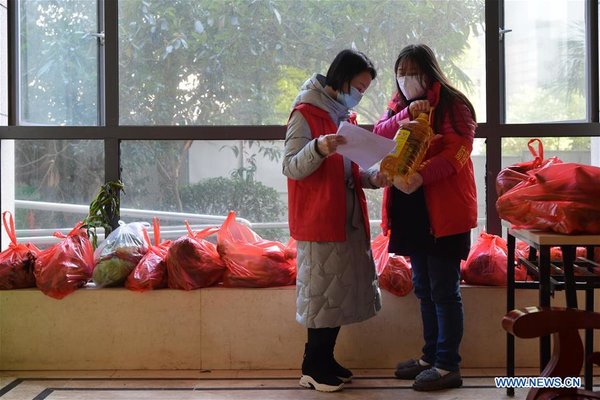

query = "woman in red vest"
[[373, 44, 477, 392], [283, 49, 388, 392]]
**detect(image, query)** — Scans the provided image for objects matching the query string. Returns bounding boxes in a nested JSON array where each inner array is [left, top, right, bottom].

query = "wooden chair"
[[503, 306, 600, 400]]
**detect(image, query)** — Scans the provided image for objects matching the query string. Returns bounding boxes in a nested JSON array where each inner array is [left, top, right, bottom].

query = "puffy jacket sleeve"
[[420, 101, 476, 185], [282, 110, 325, 180], [372, 107, 411, 139]]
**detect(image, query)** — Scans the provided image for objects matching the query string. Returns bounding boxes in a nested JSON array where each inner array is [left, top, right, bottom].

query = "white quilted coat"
[[282, 74, 382, 328]]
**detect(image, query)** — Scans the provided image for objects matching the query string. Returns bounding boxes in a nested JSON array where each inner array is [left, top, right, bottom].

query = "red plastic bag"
[[462, 233, 527, 286], [34, 222, 95, 299], [166, 223, 225, 290], [380, 255, 413, 297], [549, 246, 587, 262], [0, 211, 40, 289], [515, 240, 531, 260], [496, 139, 562, 196], [372, 232, 390, 276], [285, 237, 297, 261], [371, 233, 413, 296], [216, 211, 296, 288], [497, 163, 600, 234], [126, 218, 170, 292]]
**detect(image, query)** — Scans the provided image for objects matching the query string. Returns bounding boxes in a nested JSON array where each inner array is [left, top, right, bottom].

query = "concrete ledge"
[[0, 285, 583, 370]]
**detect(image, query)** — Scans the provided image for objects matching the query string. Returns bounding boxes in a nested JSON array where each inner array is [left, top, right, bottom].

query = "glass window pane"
[[19, 0, 99, 125], [1, 2, 7, 123], [365, 183, 383, 240], [501, 137, 595, 167], [504, 0, 585, 123], [120, 140, 289, 241], [472, 138, 486, 239], [455, 29, 486, 124], [3, 140, 104, 247], [118, 0, 484, 126]]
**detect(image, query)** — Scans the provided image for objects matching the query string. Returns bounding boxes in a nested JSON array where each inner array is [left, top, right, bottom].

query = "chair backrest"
[[503, 306, 600, 400], [503, 306, 600, 338]]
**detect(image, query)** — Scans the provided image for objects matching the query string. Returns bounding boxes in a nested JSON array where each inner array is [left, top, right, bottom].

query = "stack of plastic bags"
[[2, 210, 301, 296], [497, 138, 600, 234]]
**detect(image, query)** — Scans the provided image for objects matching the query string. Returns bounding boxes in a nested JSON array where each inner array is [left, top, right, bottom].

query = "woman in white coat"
[[283, 49, 388, 392]]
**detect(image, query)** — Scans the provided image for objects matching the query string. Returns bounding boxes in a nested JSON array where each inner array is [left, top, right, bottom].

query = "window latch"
[[499, 28, 512, 40], [85, 31, 105, 46]]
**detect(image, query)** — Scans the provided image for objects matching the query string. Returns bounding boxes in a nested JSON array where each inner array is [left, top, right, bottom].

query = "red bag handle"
[[185, 220, 194, 236], [2, 211, 17, 245], [54, 221, 86, 239], [152, 217, 160, 246], [184, 220, 218, 240], [142, 219, 164, 255], [527, 139, 544, 168], [142, 226, 152, 247]]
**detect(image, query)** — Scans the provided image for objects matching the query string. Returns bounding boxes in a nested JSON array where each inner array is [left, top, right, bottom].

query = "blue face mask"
[[337, 86, 363, 109]]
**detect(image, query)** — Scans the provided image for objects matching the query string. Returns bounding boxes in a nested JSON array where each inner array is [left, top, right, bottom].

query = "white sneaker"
[[299, 374, 344, 392]]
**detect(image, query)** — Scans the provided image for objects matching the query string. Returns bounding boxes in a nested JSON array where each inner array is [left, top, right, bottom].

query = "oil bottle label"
[[393, 129, 410, 157]]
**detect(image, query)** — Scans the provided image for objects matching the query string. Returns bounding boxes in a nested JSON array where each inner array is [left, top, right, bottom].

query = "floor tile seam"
[[0, 378, 22, 397]]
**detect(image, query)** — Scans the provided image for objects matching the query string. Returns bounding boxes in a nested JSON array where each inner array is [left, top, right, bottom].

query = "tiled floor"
[[0, 369, 539, 399]]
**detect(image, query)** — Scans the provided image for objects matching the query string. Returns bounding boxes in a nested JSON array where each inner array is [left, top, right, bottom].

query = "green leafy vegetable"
[[82, 180, 125, 249]]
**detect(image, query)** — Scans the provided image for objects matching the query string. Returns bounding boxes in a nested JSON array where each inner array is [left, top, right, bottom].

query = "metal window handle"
[[85, 31, 105, 45], [499, 28, 512, 40]]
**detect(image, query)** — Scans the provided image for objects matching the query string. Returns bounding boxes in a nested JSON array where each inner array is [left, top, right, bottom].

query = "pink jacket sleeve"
[[372, 107, 410, 139]]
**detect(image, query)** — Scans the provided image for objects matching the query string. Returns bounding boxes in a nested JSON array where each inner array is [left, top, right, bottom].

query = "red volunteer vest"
[[287, 103, 370, 242]]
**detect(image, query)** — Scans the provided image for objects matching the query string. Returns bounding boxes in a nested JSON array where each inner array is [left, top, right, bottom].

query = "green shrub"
[[179, 177, 287, 241]]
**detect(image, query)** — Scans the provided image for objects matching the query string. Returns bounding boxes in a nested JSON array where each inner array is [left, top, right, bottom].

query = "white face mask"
[[397, 75, 426, 101]]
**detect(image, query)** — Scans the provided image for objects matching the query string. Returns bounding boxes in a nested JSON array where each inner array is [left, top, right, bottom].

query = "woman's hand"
[[409, 100, 431, 119], [317, 134, 347, 156], [393, 172, 423, 194], [370, 171, 392, 188]]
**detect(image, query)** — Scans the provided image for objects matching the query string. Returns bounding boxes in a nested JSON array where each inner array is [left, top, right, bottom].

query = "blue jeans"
[[410, 252, 463, 372]]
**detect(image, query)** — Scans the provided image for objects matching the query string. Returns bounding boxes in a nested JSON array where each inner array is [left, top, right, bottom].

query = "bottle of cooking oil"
[[380, 111, 433, 182]]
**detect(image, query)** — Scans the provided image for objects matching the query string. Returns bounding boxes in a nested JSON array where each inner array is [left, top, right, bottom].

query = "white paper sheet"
[[335, 121, 396, 170]]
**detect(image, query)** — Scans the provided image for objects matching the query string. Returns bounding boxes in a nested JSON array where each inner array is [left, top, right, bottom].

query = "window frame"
[[1, 0, 599, 247]]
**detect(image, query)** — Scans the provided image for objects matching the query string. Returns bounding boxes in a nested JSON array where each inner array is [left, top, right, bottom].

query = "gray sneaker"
[[394, 359, 430, 380], [412, 368, 462, 391]]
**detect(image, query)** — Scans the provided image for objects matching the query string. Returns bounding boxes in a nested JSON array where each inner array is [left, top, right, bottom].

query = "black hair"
[[325, 49, 377, 93], [392, 44, 476, 133]]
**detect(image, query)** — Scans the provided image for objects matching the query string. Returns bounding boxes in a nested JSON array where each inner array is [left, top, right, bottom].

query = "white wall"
[[187, 140, 287, 194]]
